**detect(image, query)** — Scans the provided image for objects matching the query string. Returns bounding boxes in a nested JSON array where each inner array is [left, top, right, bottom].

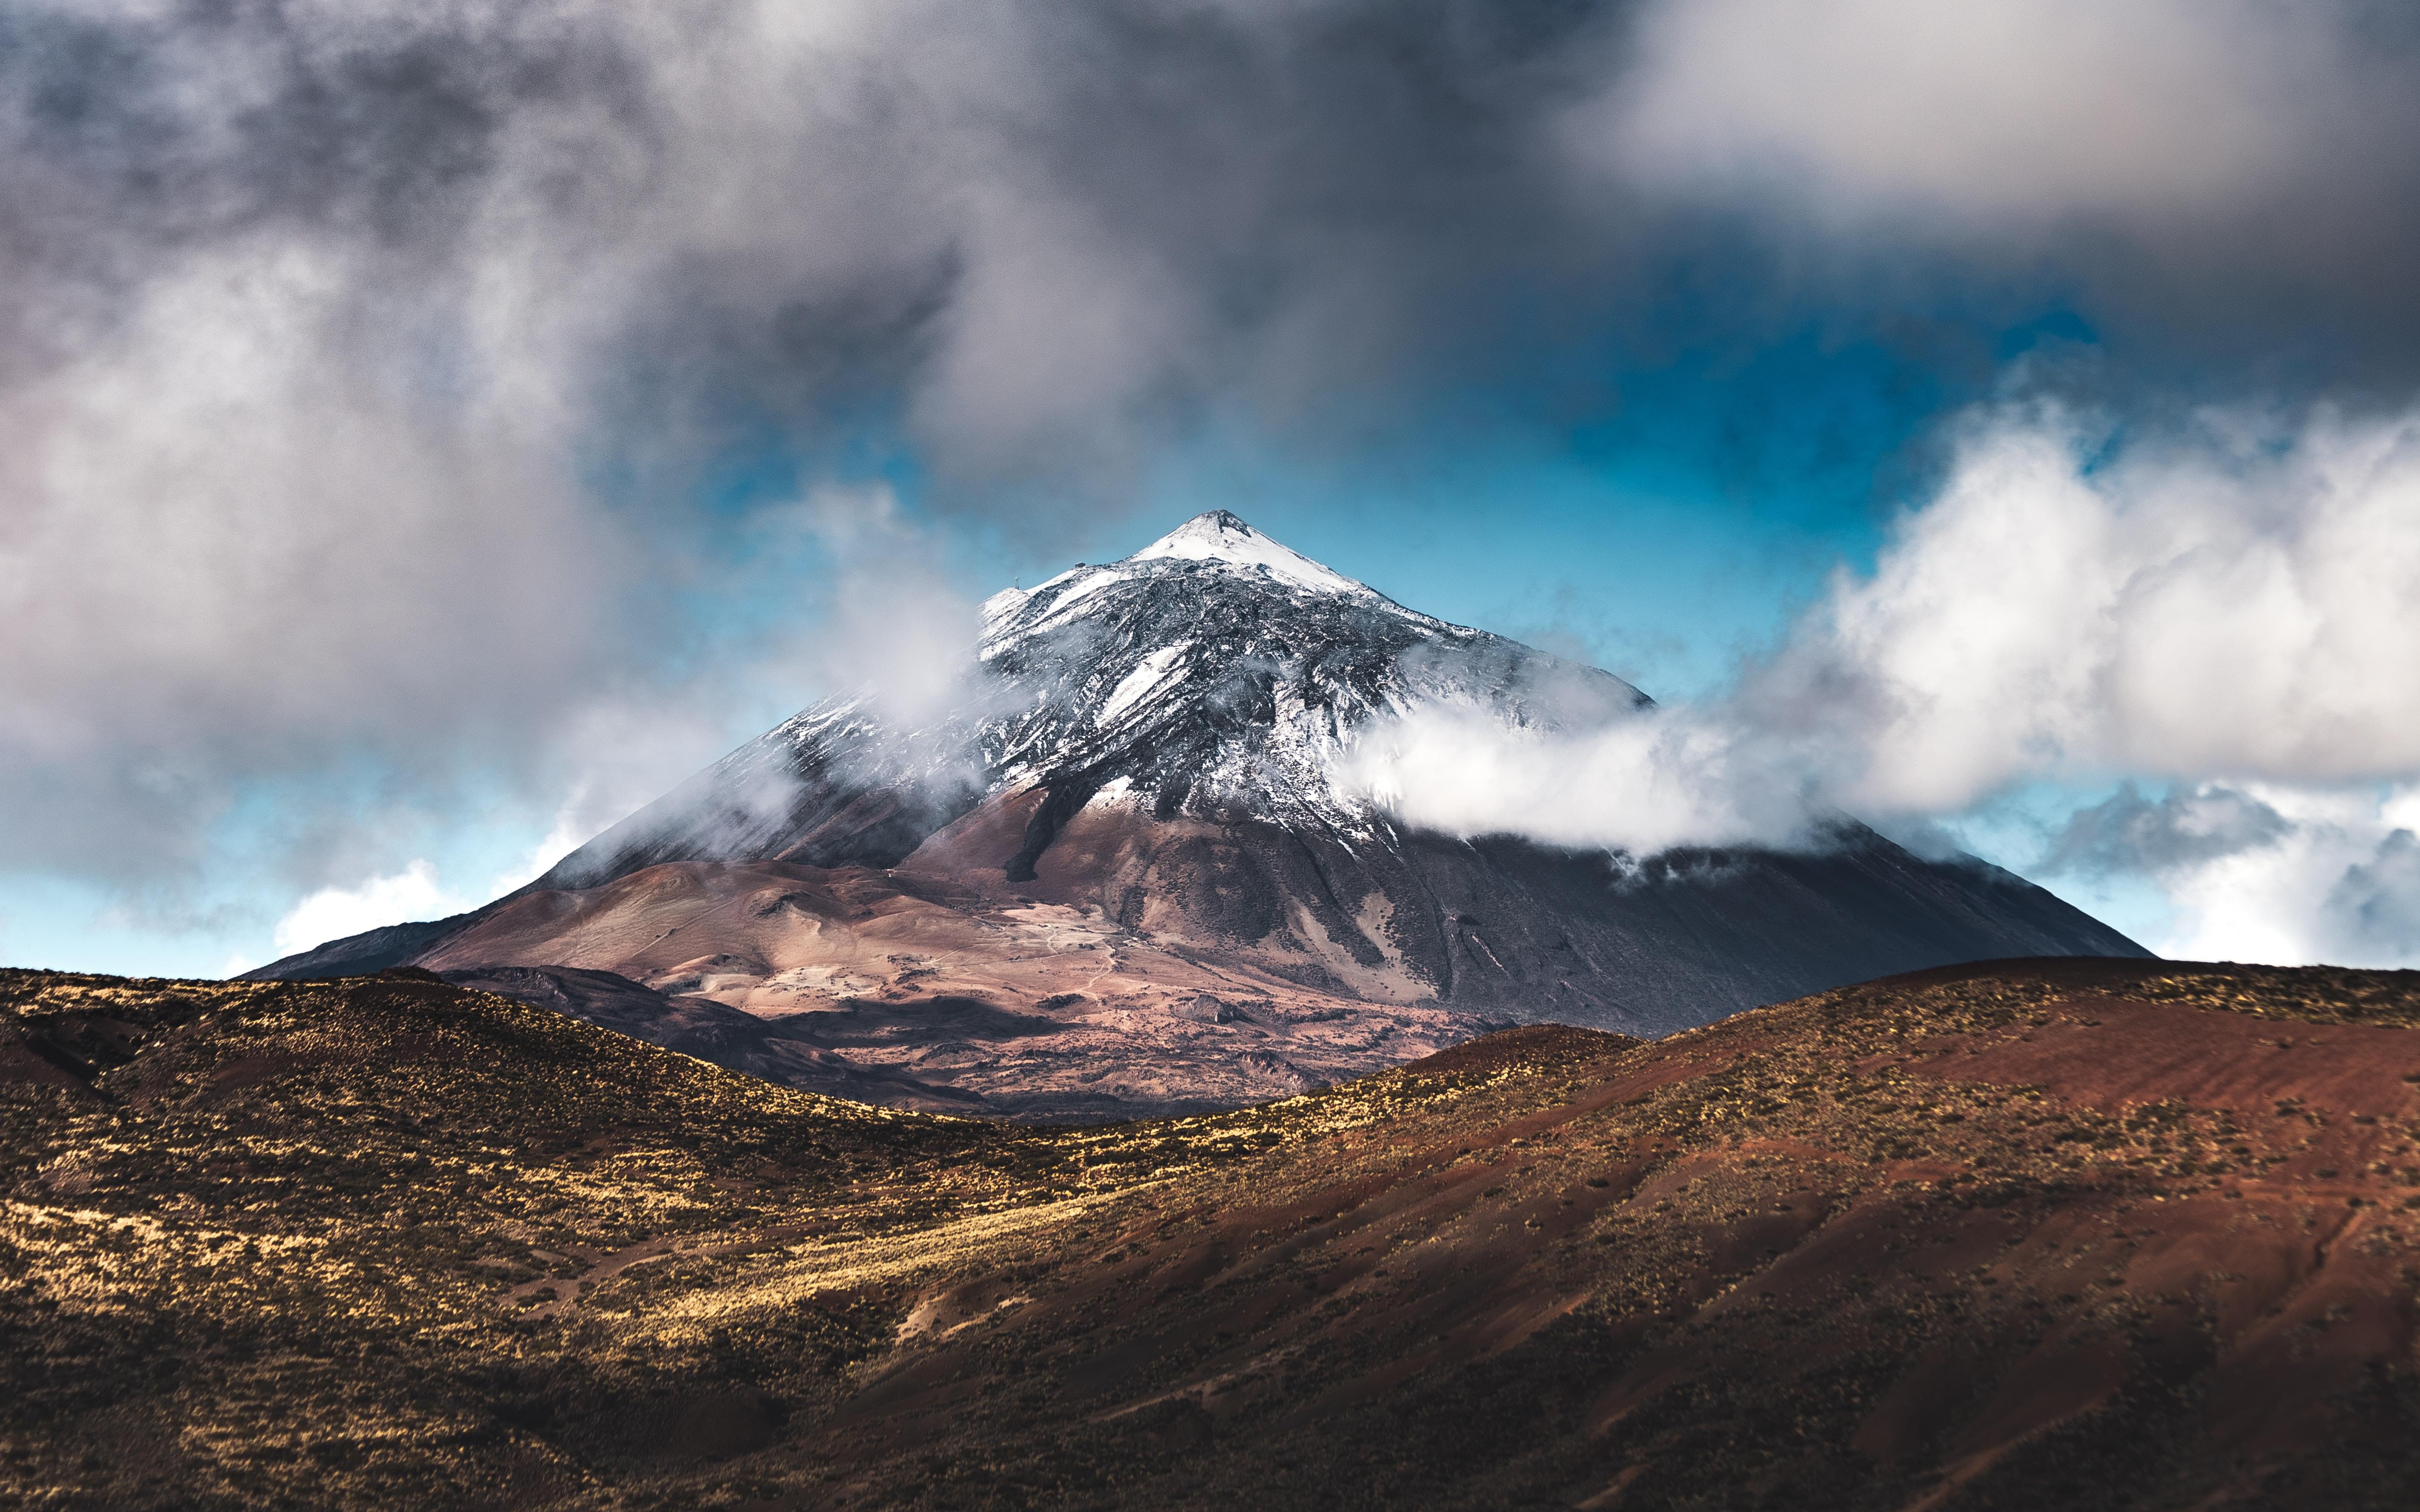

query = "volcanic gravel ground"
[[4, 958, 2420, 1507]]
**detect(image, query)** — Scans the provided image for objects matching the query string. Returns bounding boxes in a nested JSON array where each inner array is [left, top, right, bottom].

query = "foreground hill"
[[7, 957, 2419, 1508], [249, 512, 2141, 1119]]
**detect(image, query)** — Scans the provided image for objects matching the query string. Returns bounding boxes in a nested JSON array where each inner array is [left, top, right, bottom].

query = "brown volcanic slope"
[[416, 855, 1501, 1120], [395, 783, 2130, 1123], [8, 958, 2420, 1508]]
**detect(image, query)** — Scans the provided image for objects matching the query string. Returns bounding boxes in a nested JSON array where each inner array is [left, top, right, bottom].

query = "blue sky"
[[6, 0, 2420, 977]]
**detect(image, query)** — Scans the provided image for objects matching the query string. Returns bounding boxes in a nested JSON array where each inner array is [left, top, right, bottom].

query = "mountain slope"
[[10, 960, 2418, 1507], [249, 512, 2143, 1113]]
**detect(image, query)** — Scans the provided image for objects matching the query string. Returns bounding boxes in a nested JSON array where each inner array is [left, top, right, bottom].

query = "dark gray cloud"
[[7, 0, 2420, 920], [2042, 783, 2292, 878], [2325, 830, 2420, 961], [0, 0, 1646, 894], [1589, 0, 2420, 379]]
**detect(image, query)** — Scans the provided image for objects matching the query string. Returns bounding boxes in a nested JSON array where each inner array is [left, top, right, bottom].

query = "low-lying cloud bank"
[[1356, 397, 2420, 965]]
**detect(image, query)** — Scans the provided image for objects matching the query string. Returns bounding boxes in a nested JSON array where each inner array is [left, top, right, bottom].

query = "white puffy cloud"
[[1775, 400, 2420, 810], [268, 860, 467, 959], [1349, 701, 1822, 858], [1360, 397, 2420, 963], [255, 799, 604, 968]]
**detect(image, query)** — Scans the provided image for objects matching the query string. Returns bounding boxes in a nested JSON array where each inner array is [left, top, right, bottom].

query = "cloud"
[[1349, 700, 1826, 857], [2098, 783, 2420, 968], [2001, 775, 2420, 969], [1359, 395, 2420, 960], [1770, 400, 2420, 809], [248, 797, 602, 970], [0, 236, 629, 873], [1587, 0, 2420, 356], [8, 0, 2420, 967], [2327, 825, 2420, 963], [1367, 399, 2420, 831], [2042, 784, 2291, 878], [1604, 0, 2370, 222], [0, 0, 1627, 900], [268, 859, 466, 960], [757, 484, 989, 731]]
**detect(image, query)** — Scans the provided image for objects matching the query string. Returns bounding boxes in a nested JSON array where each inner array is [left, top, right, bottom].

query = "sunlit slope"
[[7, 960, 2419, 1507]]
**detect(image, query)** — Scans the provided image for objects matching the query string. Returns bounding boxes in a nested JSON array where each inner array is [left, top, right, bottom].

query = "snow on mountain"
[[1123, 508, 1372, 595], [1097, 641, 1193, 727], [946, 509, 1643, 838]]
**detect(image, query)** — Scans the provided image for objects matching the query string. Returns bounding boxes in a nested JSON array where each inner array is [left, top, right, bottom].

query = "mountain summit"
[[1118, 508, 1370, 593], [523, 509, 1652, 890], [252, 513, 2145, 1118]]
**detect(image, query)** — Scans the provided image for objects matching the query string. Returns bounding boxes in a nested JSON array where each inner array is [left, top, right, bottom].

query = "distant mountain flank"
[[248, 511, 2145, 1117]]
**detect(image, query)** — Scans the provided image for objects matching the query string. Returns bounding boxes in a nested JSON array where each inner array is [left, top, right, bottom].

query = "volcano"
[[249, 512, 2143, 1117]]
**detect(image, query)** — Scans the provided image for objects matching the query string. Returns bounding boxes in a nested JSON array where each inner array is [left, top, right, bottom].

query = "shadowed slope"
[[11, 959, 2420, 1505]]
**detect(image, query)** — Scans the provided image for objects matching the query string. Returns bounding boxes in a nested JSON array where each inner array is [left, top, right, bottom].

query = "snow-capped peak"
[[1123, 510, 1368, 597]]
